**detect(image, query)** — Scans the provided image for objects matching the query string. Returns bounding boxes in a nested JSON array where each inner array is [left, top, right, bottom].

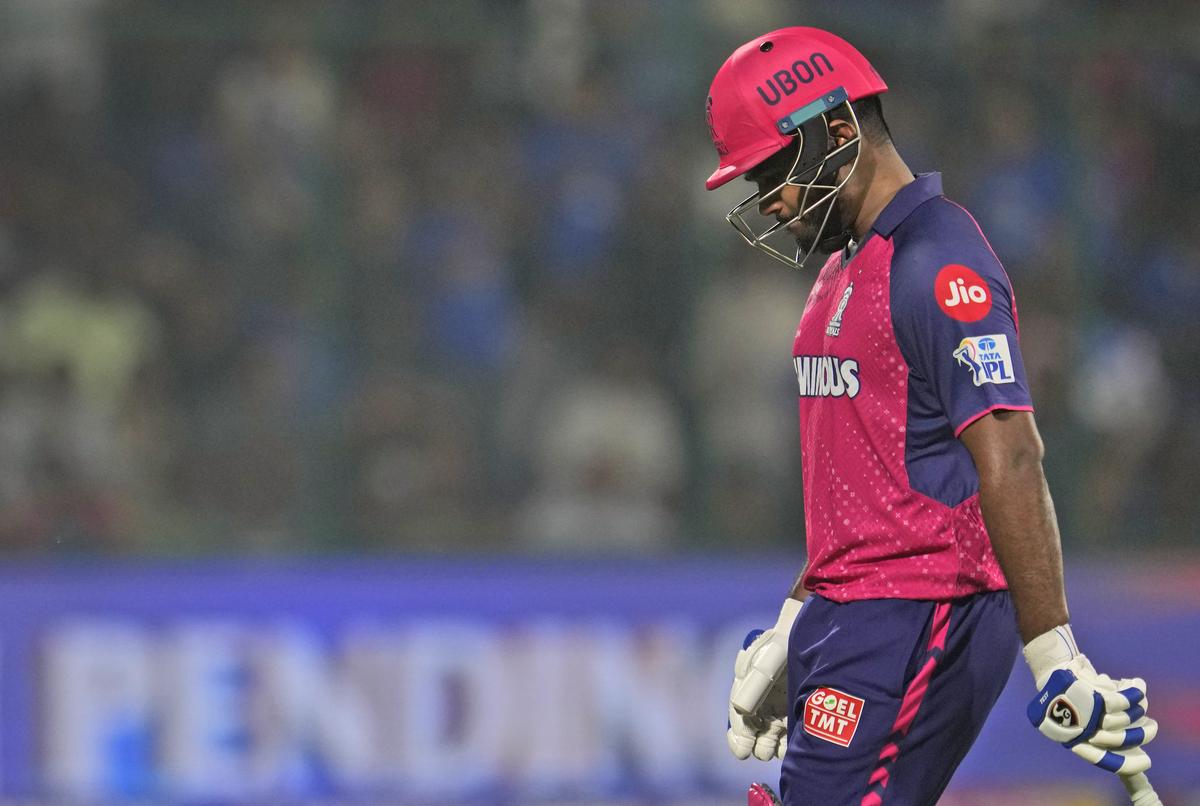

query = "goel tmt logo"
[[803, 686, 864, 747]]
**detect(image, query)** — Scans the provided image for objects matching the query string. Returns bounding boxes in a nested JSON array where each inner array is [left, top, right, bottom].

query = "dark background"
[[3, 1, 1197, 560]]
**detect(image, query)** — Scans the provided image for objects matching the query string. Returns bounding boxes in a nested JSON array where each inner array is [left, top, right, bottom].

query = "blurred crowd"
[[0, 0, 1196, 555]]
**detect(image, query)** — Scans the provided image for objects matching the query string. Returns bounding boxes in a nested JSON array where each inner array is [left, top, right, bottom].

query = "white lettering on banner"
[[590, 624, 701, 789], [399, 623, 507, 795], [244, 626, 374, 790], [503, 623, 606, 788], [158, 624, 247, 799], [44, 624, 153, 797], [37, 617, 777, 800]]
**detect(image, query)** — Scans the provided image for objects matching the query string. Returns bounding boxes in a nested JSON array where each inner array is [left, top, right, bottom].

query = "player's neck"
[[852, 144, 914, 239]]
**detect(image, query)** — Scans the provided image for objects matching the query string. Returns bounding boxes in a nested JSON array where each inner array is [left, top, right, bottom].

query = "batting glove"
[[727, 597, 803, 761], [1024, 624, 1158, 775]]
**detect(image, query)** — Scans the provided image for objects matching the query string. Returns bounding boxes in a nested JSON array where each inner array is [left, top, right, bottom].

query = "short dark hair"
[[850, 95, 891, 144]]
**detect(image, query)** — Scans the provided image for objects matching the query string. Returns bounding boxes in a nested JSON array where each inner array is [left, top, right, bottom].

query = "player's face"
[[746, 142, 850, 255]]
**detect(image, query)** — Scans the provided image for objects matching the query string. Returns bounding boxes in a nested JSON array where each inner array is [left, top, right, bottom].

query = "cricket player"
[[704, 27, 1158, 805]]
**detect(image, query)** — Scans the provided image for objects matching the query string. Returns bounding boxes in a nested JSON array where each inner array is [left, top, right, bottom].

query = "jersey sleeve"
[[890, 203, 1034, 436]]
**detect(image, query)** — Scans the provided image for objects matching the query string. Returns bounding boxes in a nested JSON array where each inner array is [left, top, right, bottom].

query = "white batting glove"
[[1024, 625, 1158, 775], [727, 598, 803, 761]]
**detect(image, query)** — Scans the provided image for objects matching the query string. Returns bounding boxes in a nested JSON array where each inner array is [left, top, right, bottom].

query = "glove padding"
[[1024, 626, 1157, 776], [727, 598, 803, 761]]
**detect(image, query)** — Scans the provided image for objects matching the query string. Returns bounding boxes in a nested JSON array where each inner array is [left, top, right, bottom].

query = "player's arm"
[[961, 409, 1157, 777], [888, 220, 1156, 778], [958, 409, 1067, 642]]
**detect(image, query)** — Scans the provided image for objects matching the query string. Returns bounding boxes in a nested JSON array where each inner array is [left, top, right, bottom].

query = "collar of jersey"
[[870, 172, 943, 238]]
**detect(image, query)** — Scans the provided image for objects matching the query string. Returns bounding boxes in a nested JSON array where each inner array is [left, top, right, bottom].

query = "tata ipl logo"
[[953, 334, 1015, 386]]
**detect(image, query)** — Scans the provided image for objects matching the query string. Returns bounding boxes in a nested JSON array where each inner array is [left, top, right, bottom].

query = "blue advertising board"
[[0, 558, 1194, 803]]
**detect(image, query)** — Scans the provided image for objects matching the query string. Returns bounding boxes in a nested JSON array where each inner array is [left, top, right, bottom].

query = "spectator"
[[0, 1, 1193, 554], [518, 337, 686, 552]]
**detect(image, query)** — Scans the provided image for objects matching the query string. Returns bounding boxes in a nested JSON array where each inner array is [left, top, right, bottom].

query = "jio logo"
[[935, 264, 993, 322]]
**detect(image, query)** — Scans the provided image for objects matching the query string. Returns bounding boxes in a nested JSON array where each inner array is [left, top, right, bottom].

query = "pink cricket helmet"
[[705, 27, 888, 191]]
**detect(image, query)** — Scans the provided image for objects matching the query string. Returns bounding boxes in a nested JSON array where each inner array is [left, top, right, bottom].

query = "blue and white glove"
[[727, 598, 803, 761], [1024, 625, 1157, 775]]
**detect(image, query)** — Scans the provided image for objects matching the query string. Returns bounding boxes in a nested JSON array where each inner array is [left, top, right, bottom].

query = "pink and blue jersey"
[[794, 172, 1033, 602]]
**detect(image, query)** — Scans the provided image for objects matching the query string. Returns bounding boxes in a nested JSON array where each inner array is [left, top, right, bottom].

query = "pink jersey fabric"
[[795, 174, 1031, 601]]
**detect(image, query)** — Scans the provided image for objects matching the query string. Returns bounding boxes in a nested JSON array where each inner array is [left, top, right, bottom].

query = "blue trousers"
[[780, 592, 1019, 805]]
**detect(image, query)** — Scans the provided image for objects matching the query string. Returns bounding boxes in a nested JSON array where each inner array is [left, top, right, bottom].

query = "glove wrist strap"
[[1023, 624, 1080, 684], [775, 597, 803, 632]]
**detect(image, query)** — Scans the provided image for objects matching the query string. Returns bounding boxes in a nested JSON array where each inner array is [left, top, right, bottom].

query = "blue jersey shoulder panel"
[[887, 194, 1034, 506]]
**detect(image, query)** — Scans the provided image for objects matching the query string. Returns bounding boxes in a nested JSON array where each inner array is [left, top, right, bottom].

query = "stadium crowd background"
[[0, 0, 1197, 559]]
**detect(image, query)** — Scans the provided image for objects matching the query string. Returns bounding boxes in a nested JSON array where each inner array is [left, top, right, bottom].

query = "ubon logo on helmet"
[[705, 27, 887, 269]]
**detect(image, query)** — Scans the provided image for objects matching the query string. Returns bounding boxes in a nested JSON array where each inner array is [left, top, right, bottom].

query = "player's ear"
[[826, 116, 858, 147]]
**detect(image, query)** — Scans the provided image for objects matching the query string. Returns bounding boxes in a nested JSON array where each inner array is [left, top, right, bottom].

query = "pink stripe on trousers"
[[859, 601, 952, 806]]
